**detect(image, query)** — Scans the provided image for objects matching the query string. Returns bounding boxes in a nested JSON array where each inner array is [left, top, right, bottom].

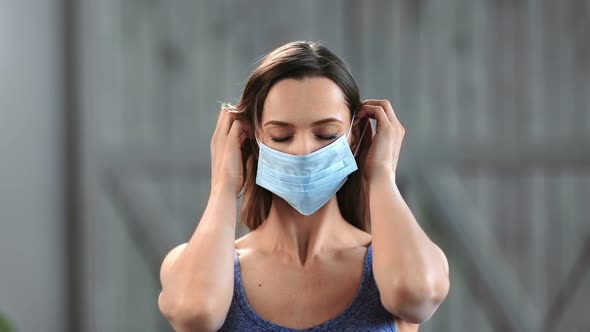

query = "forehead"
[[261, 77, 349, 123]]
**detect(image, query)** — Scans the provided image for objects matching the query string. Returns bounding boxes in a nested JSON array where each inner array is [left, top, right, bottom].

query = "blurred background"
[[1, 0, 589, 331]]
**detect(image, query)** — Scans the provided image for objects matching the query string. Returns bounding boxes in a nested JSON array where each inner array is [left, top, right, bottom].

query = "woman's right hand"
[[210, 105, 251, 195]]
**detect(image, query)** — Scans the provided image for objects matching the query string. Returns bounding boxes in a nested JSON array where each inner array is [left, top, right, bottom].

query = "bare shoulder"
[[356, 230, 372, 248], [234, 231, 254, 250], [234, 231, 258, 260], [395, 318, 420, 332]]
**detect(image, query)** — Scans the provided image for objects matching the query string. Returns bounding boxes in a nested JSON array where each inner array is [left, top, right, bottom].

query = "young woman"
[[158, 41, 450, 332]]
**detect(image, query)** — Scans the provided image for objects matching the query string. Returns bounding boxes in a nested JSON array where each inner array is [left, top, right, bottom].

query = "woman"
[[158, 41, 450, 332]]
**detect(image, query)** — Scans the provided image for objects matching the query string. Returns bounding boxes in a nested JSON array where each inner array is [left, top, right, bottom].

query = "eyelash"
[[271, 135, 338, 143]]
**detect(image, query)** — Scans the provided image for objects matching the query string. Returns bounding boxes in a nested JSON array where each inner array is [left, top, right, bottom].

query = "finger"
[[212, 107, 224, 148], [357, 104, 391, 134], [220, 110, 236, 137], [228, 118, 246, 145], [365, 99, 405, 133], [214, 105, 229, 136], [363, 99, 398, 125], [212, 107, 229, 150], [363, 99, 396, 123]]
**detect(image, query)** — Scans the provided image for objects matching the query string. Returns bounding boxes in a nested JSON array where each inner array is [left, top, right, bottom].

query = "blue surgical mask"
[[255, 115, 360, 216]]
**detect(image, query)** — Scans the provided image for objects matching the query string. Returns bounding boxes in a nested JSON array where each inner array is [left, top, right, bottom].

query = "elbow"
[[381, 274, 450, 324], [158, 291, 224, 332]]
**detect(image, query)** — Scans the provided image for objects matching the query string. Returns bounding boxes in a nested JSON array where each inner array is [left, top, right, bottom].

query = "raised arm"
[[158, 106, 249, 332], [358, 100, 450, 324]]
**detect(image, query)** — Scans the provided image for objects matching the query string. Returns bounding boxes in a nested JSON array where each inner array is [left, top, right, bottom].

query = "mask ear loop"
[[352, 117, 370, 158], [253, 133, 262, 148], [347, 114, 356, 138]]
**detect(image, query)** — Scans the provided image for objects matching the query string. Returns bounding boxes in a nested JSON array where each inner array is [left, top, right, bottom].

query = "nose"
[[292, 136, 315, 156]]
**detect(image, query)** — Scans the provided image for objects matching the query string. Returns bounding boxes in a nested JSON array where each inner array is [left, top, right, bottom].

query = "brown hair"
[[222, 40, 370, 232]]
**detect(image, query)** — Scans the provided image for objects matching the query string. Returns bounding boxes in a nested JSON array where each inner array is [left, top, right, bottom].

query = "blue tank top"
[[218, 243, 397, 331]]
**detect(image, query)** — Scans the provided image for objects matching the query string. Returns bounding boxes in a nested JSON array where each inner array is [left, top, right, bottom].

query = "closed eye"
[[270, 136, 292, 142], [317, 135, 338, 141], [270, 135, 339, 143]]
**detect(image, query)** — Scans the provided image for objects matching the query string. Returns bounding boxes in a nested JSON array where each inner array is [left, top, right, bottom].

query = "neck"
[[256, 195, 351, 267]]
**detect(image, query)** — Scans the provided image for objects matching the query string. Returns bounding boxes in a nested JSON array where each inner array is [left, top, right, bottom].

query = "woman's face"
[[259, 77, 353, 155]]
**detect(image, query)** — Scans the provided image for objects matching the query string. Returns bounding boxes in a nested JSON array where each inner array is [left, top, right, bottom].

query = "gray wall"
[[0, 1, 64, 331]]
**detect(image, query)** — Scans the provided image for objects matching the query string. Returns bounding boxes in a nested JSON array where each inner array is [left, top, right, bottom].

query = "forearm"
[[160, 184, 237, 317], [369, 171, 449, 322]]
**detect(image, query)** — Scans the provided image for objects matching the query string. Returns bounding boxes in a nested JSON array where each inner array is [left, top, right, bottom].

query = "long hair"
[[222, 40, 370, 232]]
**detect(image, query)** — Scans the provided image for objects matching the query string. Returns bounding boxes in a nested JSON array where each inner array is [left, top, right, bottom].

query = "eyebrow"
[[263, 117, 343, 127]]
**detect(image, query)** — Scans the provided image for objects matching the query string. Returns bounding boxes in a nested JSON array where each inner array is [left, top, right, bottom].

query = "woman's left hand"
[[356, 99, 405, 184]]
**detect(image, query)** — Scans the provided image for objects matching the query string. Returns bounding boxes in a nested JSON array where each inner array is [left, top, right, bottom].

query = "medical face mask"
[[255, 115, 362, 216]]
